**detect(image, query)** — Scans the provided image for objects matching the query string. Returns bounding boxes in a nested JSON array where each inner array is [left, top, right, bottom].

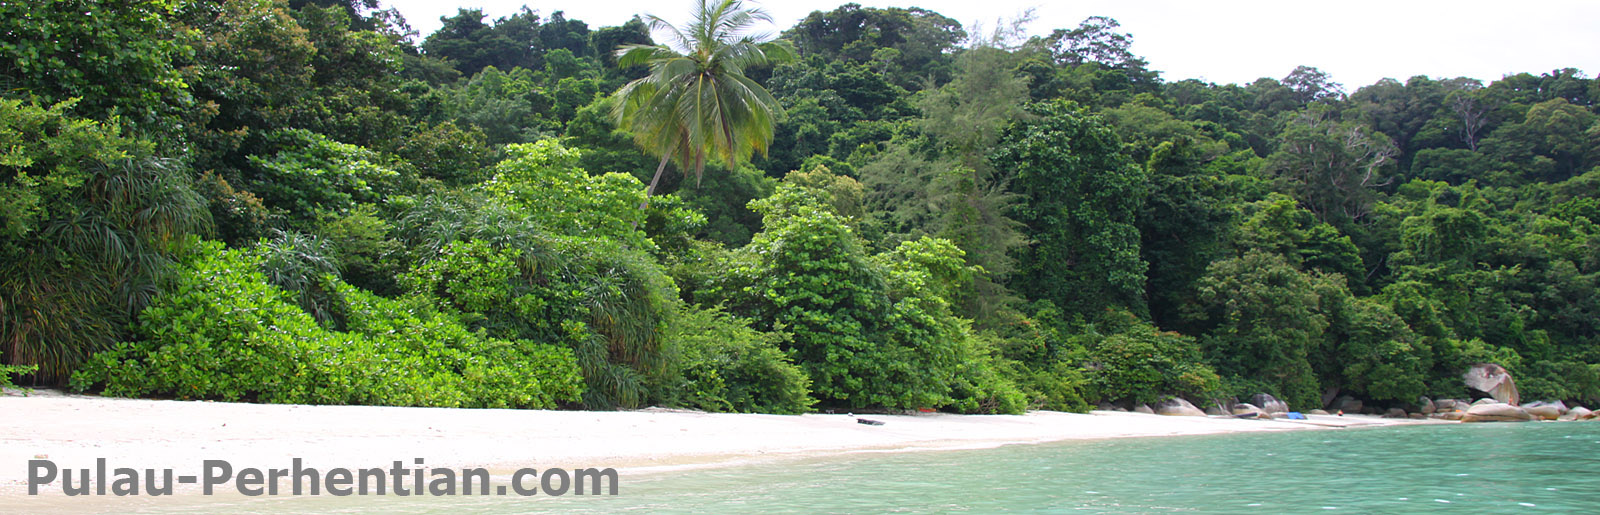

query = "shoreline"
[[2, 388, 1446, 496]]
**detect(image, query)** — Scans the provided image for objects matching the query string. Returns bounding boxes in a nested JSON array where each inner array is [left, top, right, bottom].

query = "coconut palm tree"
[[611, 0, 795, 206]]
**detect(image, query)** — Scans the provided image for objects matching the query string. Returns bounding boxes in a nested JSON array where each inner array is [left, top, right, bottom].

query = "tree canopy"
[[5, 1, 1599, 414]]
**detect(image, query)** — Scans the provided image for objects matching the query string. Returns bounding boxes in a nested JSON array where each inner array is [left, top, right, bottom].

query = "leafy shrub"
[[70, 242, 583, 408], [1323, 295, 1428, 404], [398, 232, 674, 409], [389, 140, 686, 410], [395, 121, 497, 186], [482, 139, 651, 247], [673, 166, 776, 246], [1518, 360, 1600, 405], [662, 306, 814, 414], [740, 187, 957, 409], [965, 304, 1091, 412], [1185, 250, 1329, 409], [195, 170, 272, 245], [0, 0, 191, 130], [1080, 311, 1220, 406], [1, 352, 37, 390], [946, 334, 1028, 414], [330, 284, 584, 408], [247, 129, 403, 226], [1012, 361, 1091, 413], [315, 205, 404, 295], [697, 185, 1017, 412]]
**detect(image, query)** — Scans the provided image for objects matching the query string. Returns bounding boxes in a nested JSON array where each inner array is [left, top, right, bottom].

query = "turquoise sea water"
[[23, 421, 1600, 513], [531, 422, 1600, 513]]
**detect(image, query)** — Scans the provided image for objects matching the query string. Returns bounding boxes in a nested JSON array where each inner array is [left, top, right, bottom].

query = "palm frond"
[[615, 44, 679, 68], [610, 0, 795, 189], [1, 155, 208, 383]]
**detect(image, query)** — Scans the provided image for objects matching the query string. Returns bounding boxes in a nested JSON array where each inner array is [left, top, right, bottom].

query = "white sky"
[[381, 0, 1600, 88]]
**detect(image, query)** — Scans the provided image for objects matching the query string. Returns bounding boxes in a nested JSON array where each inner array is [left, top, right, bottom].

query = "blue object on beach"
[[1285, 412, 1306, 420]]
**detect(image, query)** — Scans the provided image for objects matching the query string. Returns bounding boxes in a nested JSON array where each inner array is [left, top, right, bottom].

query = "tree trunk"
[[639, 154, 671, 210]]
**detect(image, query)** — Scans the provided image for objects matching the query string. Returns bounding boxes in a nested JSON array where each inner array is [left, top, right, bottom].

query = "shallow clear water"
[[535, 422, 1600, 513], [25, 422, 1600, 513]]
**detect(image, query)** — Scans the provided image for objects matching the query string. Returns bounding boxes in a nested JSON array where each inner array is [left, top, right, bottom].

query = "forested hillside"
[[4, 0, 1597, 413]]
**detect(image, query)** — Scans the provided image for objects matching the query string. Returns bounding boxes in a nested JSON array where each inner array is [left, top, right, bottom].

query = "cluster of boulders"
[[1433, 397, 1597, 423], [1087, 397, 1210, 416], [1220, 393, 1292, 419], [1104, 391, 1598, 424], [1096, 398, 1210, 416], [1141, 394, 1292, 419], [1317, 395, 1599, 423], [1427, 398, 1471, 420]]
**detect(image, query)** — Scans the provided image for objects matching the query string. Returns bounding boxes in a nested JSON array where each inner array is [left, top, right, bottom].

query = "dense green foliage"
[[5, 0, 1597, 414], [0, 352, 35, 390], [0, 100, 208, 382], [993, 100, 1150, 317], [70, 242, 583, 407], [661, 306, 814, 413], [1079, 311, 1220, 406], [393, 141, 679, 409], [0, 0, 192, 135], [696, 184, 970, 409]]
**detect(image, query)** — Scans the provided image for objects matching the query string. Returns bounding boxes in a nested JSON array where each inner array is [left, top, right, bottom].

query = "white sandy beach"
[[2, 388, 1444, 498]]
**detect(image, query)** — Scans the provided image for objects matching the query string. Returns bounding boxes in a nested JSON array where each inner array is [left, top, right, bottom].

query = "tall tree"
[[1043, 16, 1139, 69], [611, 0, 796, 206], [1267, 107, 1398, 225], [1037, 16, 1159, 100], [784, 3, 964, 88], [1480, 98, 1599, 181], [860, 45, 1029, 319], [992, 101, 1150, 317], [0, 0, 192, 138], [422, 8, 544, 76], [1283, 65, 1344, 104]]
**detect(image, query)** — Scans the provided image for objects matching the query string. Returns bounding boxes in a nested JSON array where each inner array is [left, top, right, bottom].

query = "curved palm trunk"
[[639, 154, 671, 210]]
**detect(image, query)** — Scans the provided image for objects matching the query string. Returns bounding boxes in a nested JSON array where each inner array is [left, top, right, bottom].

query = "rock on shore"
[[1522, 401, 1566, 420], [1560, 406, 1592, 421], [1250, 393, 1289, 414], [1155, 397, 1206, 417], [1432, 399, 1469, 413], [1461, 403, 1534, 422]]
